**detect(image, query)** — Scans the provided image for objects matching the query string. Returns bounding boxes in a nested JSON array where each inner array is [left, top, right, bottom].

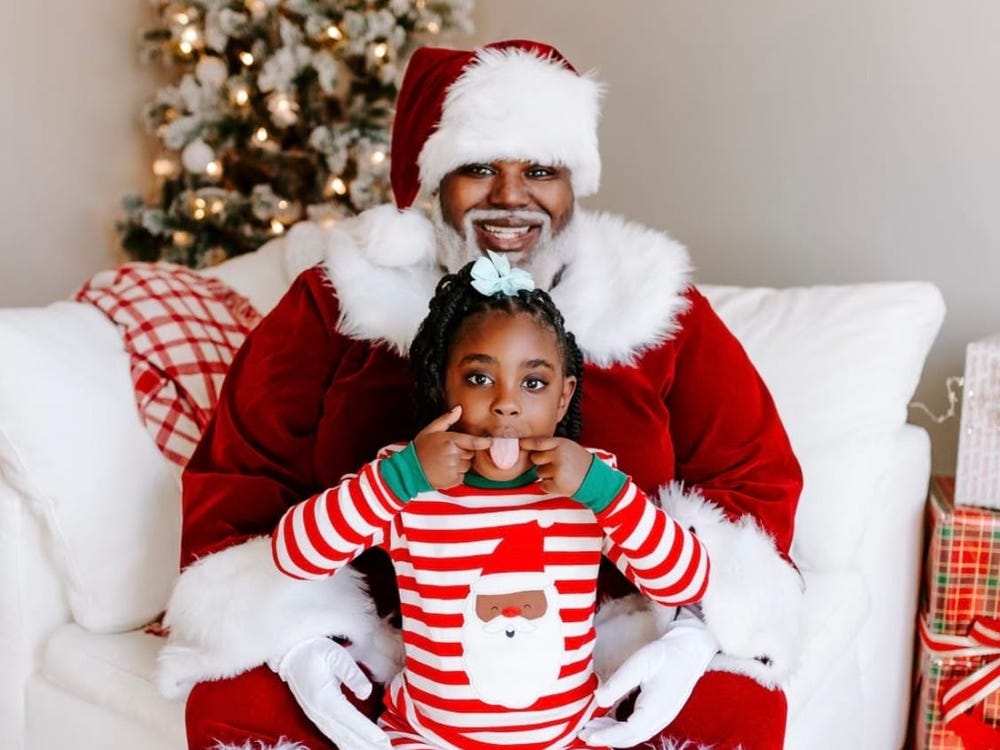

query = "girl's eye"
[[466, 373, 493, 386], [523, 377, 547, 391]]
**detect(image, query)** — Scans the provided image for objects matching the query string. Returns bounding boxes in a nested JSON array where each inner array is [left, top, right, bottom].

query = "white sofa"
[[0, 237, 945, 750]]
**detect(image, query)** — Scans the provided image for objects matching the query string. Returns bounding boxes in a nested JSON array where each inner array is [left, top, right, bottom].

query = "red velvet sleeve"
[[180, 268, 347, 568], [666, 287, 803, 557]]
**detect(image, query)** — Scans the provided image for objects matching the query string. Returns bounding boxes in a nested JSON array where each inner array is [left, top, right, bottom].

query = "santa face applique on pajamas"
[[272, 444, 710, 750], [460, 522, 564, 710]]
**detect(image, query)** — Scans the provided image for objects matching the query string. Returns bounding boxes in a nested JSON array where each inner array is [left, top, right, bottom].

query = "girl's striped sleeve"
[[573, 453, 710, 606], [271, 442, 431, 579]]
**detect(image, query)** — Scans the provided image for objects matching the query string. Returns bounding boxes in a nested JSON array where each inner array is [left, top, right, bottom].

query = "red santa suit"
[[157, 40, 805, 750]]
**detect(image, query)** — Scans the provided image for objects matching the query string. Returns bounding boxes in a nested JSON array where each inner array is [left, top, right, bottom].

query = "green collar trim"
[[464, 467, 539, 489]]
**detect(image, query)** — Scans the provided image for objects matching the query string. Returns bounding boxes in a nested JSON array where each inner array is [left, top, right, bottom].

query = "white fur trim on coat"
[[212, 741, 309, 750], [419, 47, 603, 201], [658, 484, 804, 688], [589, 486, 804, 691], [156, 536, 401, 700], [308, 206, 691, 364], [592, 593, 677, 682]]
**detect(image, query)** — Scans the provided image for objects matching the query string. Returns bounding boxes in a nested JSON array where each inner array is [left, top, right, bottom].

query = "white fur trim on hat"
[[156, 536, 393, 700], [418, 47, 602, 200]]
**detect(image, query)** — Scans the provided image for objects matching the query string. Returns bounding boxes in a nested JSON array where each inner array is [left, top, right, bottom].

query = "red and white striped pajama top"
[[272, 443, 709, 750]]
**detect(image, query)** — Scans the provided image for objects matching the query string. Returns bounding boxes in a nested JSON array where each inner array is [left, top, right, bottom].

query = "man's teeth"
[[483, 224, 530, 238]]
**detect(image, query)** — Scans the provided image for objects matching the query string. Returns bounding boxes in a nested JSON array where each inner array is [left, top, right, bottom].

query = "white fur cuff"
[[658, 484, 804, 688], [156, 536, 391, 699]]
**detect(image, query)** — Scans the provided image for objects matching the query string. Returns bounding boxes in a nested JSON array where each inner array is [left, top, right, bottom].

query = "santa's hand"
[[269, 636, 391, 750], [414, 406, 492, 489], [578, 612, 718, 748]]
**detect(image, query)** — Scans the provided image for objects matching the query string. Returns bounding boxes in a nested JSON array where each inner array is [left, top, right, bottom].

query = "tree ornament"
[[181, 139, 216, 174]]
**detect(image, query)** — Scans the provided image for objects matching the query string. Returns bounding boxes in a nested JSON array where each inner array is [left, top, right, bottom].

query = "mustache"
[[462, 209, 552, 242], [482, 615, 538, 634]]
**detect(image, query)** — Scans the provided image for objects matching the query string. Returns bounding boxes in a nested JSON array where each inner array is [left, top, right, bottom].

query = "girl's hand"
[[413, 406, 492, 489], [520, 437, 593, 496]]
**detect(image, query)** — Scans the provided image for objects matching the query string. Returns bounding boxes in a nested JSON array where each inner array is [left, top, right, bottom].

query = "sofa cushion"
[[702, 282, 945, 570], [785, 568, 869, 713], [0, 303, 180, 632], [38, 624, 184, 741]]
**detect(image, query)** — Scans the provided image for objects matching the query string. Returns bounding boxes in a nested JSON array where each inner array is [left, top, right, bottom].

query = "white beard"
[[430, 199, 579, 292], [461, 586, 565, 709]]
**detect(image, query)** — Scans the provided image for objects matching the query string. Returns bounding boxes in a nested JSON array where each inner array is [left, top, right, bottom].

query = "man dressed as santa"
[[157, 39, 805, 750]]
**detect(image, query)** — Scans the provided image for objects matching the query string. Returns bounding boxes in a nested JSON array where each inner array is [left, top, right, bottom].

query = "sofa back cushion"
[[0, 242, 291, 633], [702, 282, 945, 570], [0, 303, 180, 632]]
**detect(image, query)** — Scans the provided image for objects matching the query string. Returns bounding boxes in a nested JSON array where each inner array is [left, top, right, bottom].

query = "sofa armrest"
[[0, 475, 71, 748], [855, 423, 931, 749]]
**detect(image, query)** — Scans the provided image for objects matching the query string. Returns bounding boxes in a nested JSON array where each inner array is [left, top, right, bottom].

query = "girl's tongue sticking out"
[[489, 437, 520, 470]]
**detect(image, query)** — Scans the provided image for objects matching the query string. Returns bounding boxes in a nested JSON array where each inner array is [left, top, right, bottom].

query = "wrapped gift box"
[[955, 335, 1000, 510], [912, 476, 1000, 749]]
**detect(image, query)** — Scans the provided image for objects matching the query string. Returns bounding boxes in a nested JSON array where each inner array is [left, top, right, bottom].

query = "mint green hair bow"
[[470, 250, 536, 297]]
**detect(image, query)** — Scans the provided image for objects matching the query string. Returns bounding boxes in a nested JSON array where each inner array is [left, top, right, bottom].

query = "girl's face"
[[444, 310, 576, 480]]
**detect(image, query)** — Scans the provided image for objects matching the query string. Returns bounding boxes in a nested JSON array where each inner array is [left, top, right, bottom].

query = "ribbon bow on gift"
[[470, 250, 535, 297], [919, 616, 1000, 749]]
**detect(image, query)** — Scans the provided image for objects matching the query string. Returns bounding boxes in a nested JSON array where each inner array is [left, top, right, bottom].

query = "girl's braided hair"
[[409, 261, 584, 440]]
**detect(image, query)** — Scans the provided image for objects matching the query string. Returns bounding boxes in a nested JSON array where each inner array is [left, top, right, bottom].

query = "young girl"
[[270, 252, 716, 750]]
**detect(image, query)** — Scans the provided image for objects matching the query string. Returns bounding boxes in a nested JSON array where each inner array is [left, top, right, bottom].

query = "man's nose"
[[488, 170, 530, 209], [501, 606, 521, 618]]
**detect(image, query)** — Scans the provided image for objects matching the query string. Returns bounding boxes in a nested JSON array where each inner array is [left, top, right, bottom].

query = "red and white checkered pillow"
[[76, 263, 262, 468]]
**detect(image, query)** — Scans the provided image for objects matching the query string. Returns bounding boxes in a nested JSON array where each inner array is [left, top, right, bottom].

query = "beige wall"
[[2, 1, 997, 474], [469, 1, 1000, 474], [0, 1, 152, 306]]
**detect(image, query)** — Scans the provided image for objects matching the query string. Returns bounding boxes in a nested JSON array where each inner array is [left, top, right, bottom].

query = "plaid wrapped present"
[[955, 334, 1000, 510], [912, 476, 1000, 749]]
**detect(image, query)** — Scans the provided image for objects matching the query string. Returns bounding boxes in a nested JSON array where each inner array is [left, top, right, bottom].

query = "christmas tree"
[[119, 0, 473, 268]]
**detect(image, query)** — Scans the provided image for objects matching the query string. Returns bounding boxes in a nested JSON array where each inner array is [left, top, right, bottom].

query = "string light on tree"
[[118, 0, 474, 266], [326, 175, 348, 197], [152, 154, 181, 179]]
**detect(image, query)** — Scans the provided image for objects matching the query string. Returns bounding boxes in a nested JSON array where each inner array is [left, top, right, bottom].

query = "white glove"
[[579, 610, 718, 748], [269, 636, 392, 750]]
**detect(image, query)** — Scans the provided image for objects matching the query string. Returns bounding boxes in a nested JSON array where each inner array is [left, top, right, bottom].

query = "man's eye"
[[462, 163, 495, 177], [523, 377, 547, 391], [526, 166, 556, 179]]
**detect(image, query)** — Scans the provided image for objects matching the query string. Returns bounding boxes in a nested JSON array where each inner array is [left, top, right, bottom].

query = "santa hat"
[[471, 521, 552, 595], [390, 39, 603, 210]]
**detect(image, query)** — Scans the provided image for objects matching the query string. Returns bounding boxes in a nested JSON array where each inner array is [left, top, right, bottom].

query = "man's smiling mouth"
[[481, 224, 533, 239]]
